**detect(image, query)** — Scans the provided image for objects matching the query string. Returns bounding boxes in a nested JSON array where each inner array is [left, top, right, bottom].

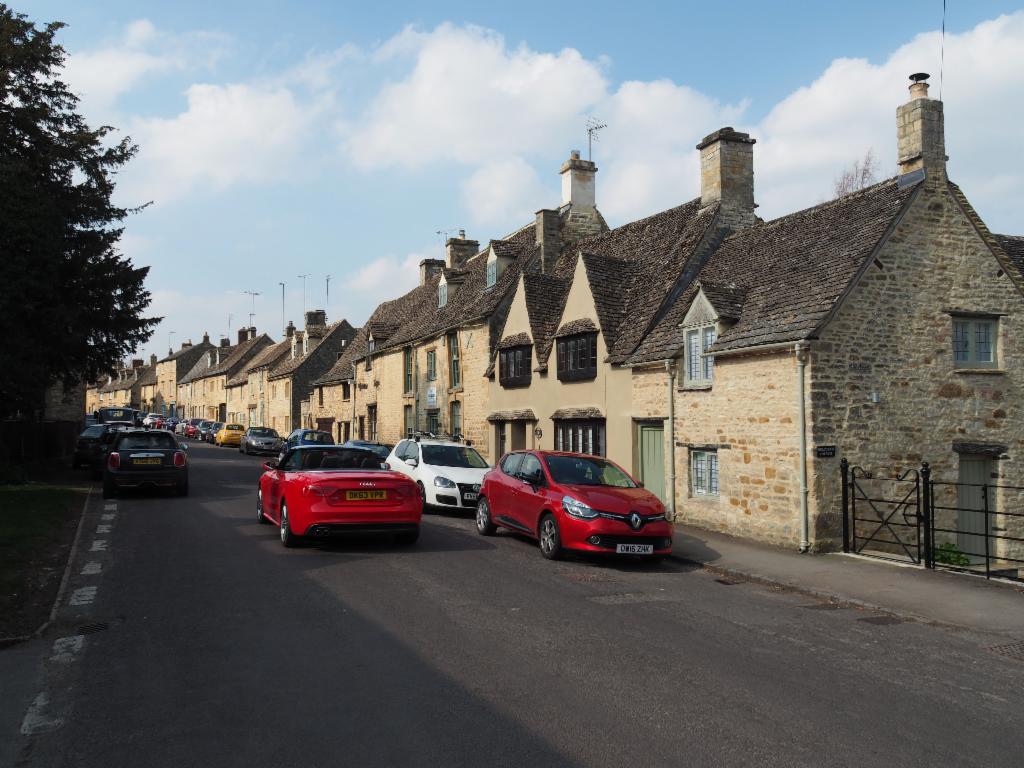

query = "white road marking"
[[81, 561, 102, 575], [103, 502, 117, 512], [69, 586, 97, 606], [89, 539, 108, 552], [50, 636, 85, 663], [20, 693, 63, 734], [96, 524, 112, 534], [101, 513, 116, 521]]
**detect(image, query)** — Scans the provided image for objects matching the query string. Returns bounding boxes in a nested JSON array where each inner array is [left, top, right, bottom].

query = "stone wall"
[[809, 178, 1024, 555], [672, 351, 804, 548]]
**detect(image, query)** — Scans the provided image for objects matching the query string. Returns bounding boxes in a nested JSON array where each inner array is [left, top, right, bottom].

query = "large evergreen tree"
[[0, 5, 158, 417]]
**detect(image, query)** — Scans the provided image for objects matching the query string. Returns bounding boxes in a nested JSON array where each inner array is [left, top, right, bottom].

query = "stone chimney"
[[897, 73, 946, 180], [559, 150, 606, 242], [304, 311, 326, 355], [180, 340, 192, 351], [150, 354, 157, 366], [219, 337, 230, 348], [131, 358, 144, 368], [285, 321, 296, 339], [237, 328, 248, 344], [419, 258, 445, 286], [446, 230, 479, 271], [535, 209, 562, 274], [697, 127, 756, 230], [202, 332, 210, 344], [247, 327, 256, 341]]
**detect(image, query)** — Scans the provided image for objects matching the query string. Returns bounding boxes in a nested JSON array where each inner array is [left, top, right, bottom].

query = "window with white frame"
[[684, 324, 717, 386], [486, 259, 497, 288], [690, 449, 719, 496], [952, 316, 998, 369], [438, 281, 448, 308]]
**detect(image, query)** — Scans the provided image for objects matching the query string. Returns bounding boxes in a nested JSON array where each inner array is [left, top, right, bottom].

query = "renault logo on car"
[[629, 512, 643, 531]]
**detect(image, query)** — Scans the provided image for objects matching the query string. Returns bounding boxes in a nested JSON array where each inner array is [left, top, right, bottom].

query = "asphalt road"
[[8, 440, 1024, 767]]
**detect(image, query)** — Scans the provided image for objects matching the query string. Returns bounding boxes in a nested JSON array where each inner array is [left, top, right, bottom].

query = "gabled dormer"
[[679, 282, 746, 389]]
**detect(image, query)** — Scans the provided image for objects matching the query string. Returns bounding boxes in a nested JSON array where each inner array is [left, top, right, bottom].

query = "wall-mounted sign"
[[534, 427, 543, 439], [816, 445, 837, 458], [426, 386, 437, 407]]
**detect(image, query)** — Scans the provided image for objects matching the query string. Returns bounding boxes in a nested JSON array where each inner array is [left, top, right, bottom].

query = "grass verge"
[[0, 483, 87, 640]]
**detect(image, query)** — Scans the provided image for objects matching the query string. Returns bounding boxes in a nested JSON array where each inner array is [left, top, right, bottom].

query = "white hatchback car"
[[386, 437, 490, 510]]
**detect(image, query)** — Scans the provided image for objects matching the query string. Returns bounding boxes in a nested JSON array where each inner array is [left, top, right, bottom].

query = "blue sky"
[[15, 1, 1024, 360]]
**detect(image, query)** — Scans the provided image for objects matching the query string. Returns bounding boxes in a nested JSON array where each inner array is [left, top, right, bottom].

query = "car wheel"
[[417, 481, 427, 507], [102, 477, 117, 499], [538, 513, 562, 560], [395, 527, 420, 546], [476, 497, 497, 536], [256, 488, 268, 524], [279, 501, 301, 548]]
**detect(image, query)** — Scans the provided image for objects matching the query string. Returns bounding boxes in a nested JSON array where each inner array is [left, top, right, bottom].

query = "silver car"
[[239, 426, 283, 455]]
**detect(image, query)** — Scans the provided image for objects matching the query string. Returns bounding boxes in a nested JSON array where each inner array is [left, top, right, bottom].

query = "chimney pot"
[[220, 337, 230, 348], [286, 321, 296, 339], [445, 234, 479, 271], [897, 72, 945, 179], [202, 332, 210, 344], [238, 328, 248, 345], [560, 150, 597, 209]]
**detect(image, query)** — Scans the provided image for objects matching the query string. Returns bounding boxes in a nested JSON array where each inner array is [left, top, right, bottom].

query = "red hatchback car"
[[476, 450, 673, 559], [258, 445, 422, 548]]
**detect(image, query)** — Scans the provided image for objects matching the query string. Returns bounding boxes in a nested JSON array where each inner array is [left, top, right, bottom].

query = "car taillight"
[[302, 484, 334, 497], [173, 451, 186, 467], [108, 453, 120, 469]]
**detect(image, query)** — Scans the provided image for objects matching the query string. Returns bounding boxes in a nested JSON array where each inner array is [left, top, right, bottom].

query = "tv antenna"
[[325, 275, 331, 315], [297, 274, 310, 315], [435, 228, 460, 260], [243, 290, 261, 328], [586, 117, 607, 161]]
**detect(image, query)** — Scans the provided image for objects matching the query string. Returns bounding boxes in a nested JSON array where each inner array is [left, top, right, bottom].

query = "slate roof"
[[378, 223, 539, 355], [100, 371, 143, 392], [179, 334, 274, 384], [497, 332, 532, 349], [313, 327, 368, 386], [550, 407, 604, 420], [486, 409, 537, 422], [553, 318, 598, 338], [513, 198, 720, 371], [627, 176, 921, 363], [269, 320, 353, 380], [226, 339, 291, 387], [157, 339, 211, 364], [995, 234, 1024, 276], [136, 365, 157, 387]]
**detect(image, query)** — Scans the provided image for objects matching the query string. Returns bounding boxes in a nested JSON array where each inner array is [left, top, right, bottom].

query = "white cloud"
[[461, 157, 548, 228], [121, 82, 317, 204], [347, 24, 607, 169], [63, 20, 229, 115]]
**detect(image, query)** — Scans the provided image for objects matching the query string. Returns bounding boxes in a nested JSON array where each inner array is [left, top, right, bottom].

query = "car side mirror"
[[264, 460, 278, 471], [180, 443, 189, 451], [379, 463, 389, 470], [404, 457, 418, 468]]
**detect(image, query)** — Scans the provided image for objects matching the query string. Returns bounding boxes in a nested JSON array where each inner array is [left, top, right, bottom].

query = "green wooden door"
[[639, 424, 666, 503]]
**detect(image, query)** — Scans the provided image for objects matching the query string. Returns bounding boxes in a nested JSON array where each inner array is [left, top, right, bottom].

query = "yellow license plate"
[[133, 458, 161, 465], [345, 490, 387, 501]]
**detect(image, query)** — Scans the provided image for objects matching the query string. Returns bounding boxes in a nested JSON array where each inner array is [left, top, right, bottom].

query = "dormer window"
[[499, 345, 532, 388], [556, 333, 598, 382], [486, 259, 497, 288], [684, 325, 717, 386], [438, 280, 448, 308]]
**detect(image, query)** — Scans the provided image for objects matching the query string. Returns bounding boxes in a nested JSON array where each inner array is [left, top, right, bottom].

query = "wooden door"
[[638, 423, 666, 504], [957, 455, 992, 563]]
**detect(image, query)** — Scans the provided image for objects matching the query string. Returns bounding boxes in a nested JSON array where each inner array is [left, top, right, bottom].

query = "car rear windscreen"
[[118, 433, 178, 450]]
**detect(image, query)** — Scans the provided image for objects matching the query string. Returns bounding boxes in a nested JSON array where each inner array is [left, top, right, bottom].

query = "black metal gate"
[[841, 459, 1024, 582], [841, 460, 929, 566]]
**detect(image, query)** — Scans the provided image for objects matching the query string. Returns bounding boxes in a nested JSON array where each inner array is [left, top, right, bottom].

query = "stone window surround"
[[681, 322, 718, 389], [946, 310, 1002, 371], [690, 448, 719, 498]]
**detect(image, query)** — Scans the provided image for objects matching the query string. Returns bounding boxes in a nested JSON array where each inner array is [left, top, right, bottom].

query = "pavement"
[[670, 527, 1024, 638], [3, 440, 1024, 767]]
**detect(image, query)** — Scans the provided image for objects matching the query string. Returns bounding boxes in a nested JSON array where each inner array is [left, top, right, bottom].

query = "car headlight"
[[433, 476, 457, 488], [562, 495, 597, 519]]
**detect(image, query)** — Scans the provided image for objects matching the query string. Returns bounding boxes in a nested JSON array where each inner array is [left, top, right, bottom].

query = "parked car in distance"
[[84, 413, 98, 427], [73, 424, 107, 469], [204, 422, 224, 443], [257, 445, 421, 548], [142, 412, 163, 429], [342, 440, 394, 462], [476, 451, 672, 560], [184, 418, 204, 438], [280, 429, 335, 457], [96, 407, 141, 428], [386, 437, 489, 510], [89, 424, 132, 478], [240, 427, 282, 455], [164, 417, 180, 432], [175, 420, 189, 435], [214, 423, 245, 447], [196, 420, 215, 441], [102, 429, 188, 498]]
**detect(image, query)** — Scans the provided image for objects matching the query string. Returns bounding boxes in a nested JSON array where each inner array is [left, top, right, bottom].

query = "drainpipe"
[[350, 362, 357, 437], [795, 342, 810, 553], [664, 360, 677, 522]]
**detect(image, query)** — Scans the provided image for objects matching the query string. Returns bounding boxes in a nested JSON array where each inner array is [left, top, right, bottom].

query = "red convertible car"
[[476, 450, 673, 560], [257, 445, 422, 548]]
